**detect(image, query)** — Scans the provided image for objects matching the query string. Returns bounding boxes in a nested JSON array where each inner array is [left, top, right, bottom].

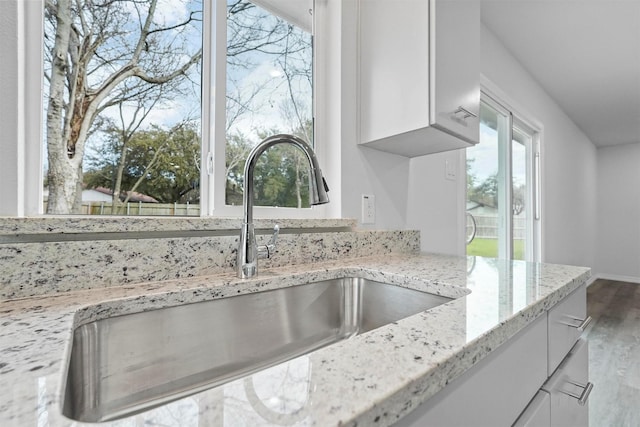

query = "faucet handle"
[[258, 224, 279, 259], [266, 224, 280, 252]]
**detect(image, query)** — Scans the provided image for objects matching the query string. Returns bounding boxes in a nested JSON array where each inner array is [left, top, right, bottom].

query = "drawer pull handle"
[[561, 380, 594, 406], [568, 315, 592, 331], [453, 106, 478, 119]]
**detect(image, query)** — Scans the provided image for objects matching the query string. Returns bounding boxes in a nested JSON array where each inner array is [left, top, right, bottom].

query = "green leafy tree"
[[512, 183, 526, 215], [466, 157, 477, 197], [473, 173, 499, 208], [85, 121, 200, 205], [467, 171, 526, 215], [225, 131, 254, 206], [225, 121, 313, 208], [80, 0, 314, 212]]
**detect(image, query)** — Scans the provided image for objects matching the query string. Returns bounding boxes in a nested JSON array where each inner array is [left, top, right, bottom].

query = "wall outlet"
[[362, 194, 375, 224]]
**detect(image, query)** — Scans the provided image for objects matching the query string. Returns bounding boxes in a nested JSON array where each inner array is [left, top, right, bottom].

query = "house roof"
[[92, 187, 159, 203]]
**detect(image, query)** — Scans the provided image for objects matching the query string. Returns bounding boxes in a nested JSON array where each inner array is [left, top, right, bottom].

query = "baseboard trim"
[[592, 273, 640, 285], [585, 275, 599, 287]]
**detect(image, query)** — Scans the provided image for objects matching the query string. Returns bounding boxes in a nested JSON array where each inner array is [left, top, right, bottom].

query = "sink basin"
[[62, 277, 453, 422]]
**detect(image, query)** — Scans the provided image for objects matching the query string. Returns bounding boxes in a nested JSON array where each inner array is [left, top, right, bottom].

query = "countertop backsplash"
[[0, 217, 419, 300]]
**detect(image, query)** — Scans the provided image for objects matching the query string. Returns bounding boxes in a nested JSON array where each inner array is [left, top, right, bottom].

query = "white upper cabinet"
[[358, 0, 480, 157]]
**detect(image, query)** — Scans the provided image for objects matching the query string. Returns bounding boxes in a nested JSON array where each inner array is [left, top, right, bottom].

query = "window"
[[40, 0, 317, 217], [466, 94, 541, 261], [224, 0, 314, 209]]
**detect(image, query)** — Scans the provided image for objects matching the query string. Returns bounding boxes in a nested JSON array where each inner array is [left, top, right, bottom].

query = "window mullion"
[[493, 102, 512, 260], [505, 112, 514, 259], [202, 0, 228, 217]]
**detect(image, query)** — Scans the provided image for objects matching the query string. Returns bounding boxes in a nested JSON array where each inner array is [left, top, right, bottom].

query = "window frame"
[[512, 117, 540, 262], [204, 0, 331, 219], [4, 0, 45, 216], [467, 78, 543, 262], [479, 94, 514, 259], [12, 0, 330, 219]]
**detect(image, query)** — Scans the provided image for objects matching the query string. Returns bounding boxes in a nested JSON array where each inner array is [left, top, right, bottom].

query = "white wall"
[[404, 25, 599, 267], [328, 0, 411, 231], [480, 26, 598, 269], [407, 150, 466, 256], [596, 143, 640, 282]]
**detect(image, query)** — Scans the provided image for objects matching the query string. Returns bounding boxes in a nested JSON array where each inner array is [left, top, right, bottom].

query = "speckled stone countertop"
[[0, 253, 590, 427], [0, 217, 356, 234]]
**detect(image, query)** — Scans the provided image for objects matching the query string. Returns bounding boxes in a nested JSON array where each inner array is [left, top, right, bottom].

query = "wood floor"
[[584, 279, 640, 426]]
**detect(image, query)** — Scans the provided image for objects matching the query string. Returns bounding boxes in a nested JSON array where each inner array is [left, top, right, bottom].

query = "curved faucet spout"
[[237, 134, 330, 278]]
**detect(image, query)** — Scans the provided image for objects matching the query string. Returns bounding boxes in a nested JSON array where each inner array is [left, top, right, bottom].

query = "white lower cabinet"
[[394, 284, 590, 426], [395, 315, 547, 427], [513, 391, 551, 427], [542, 339, 592, 427]]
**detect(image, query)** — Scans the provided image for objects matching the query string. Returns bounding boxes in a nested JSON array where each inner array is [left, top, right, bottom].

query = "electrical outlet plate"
[[362, 194, 375, 224]]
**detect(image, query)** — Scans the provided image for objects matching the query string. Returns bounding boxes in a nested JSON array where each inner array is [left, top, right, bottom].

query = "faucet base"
[[237, 222, 258, 279], [239, 264, 257, 279]]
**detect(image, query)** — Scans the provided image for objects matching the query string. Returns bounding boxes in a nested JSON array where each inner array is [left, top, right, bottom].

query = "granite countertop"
[[0, 253, 590, 427]]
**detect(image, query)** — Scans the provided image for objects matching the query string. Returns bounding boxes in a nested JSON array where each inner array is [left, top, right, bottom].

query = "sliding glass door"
[[511, 120, 539, 261], [466, 95, 540, 261]]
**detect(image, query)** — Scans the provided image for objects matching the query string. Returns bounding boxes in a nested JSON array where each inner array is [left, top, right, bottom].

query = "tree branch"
[[133, 48, 202, 84]]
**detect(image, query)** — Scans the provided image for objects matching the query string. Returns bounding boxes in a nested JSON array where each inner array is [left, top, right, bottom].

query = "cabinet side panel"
[[548, 284, 587, 376], [431, 0, 480, 143], [359, 0, 430, 143]]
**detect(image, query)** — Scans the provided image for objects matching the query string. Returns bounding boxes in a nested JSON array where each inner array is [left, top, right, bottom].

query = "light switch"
[[445, 159, 457, 181]]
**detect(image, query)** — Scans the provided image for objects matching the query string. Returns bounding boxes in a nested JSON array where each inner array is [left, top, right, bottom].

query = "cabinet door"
[[430, 0, 480, 144], [513, 391, 551, 427], [542, 339, 592, 427], [359, 0, 430, 144], [358, 0, 480, 157]]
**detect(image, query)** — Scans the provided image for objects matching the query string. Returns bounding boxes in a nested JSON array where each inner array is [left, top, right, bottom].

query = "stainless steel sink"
[[62, 277, 453, 422]]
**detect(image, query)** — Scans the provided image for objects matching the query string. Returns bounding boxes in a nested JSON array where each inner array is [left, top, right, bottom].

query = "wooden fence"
[[44, 201, 201, 216], [472, 215, 526, 239]]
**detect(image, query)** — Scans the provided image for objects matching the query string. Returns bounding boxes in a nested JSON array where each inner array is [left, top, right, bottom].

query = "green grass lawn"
[[467, 238, 525, 260]]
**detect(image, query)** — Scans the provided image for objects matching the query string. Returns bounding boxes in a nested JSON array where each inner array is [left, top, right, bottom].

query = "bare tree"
[[110, 85, 163, 213], [224, 0, 313, 207], [279, 31, 313, 208], [44, 0, 202, 213], [50, 0, 314, 212]]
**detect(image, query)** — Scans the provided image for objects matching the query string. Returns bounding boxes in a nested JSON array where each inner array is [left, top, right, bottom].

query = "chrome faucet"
[[236, 134, 330, 278]]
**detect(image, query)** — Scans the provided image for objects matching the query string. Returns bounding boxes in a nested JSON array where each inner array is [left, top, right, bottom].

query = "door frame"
[[464, 76, 543, 262]]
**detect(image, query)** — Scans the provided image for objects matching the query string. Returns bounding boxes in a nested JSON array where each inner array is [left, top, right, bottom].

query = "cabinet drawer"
[[548, 284, 589, 376], [395, 315, 547, 427], [513, 391, 551, 427], [542, 339, 591, 427]]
